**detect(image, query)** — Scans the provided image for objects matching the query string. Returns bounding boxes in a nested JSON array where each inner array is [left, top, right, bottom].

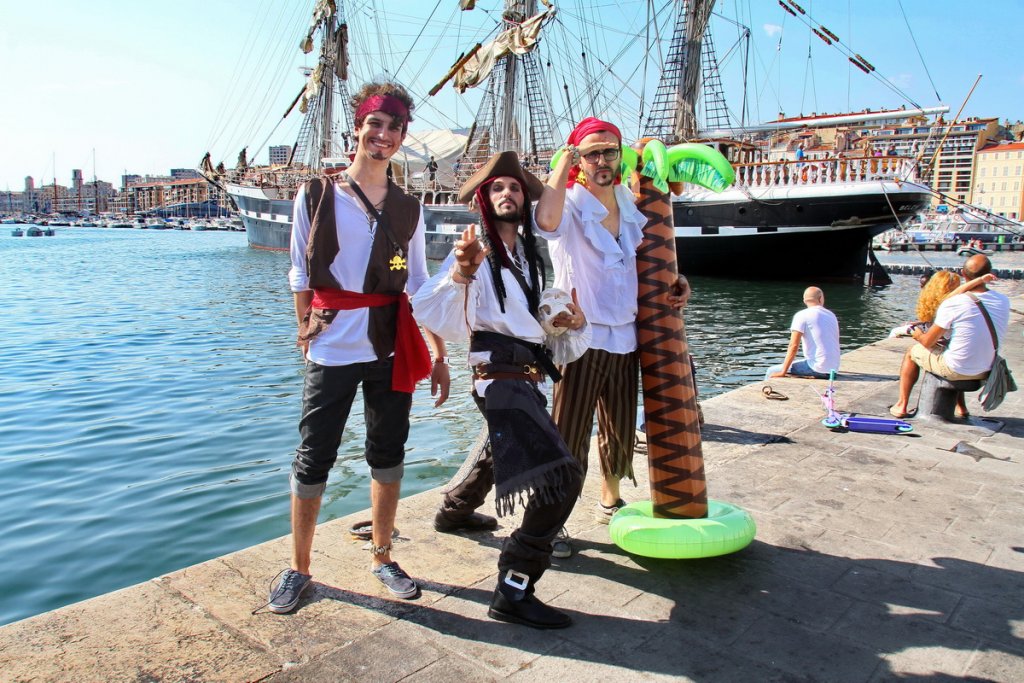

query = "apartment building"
[[863, 116, 1007, 204], [268, 145, 291, 166], [973, 141, 1024, 220]]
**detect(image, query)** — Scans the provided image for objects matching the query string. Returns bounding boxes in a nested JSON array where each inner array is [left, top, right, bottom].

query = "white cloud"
[[890, 73, 914, 89], [763, 23, 783, 38]]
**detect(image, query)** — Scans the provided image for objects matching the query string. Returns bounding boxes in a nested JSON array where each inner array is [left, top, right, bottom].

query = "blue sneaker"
[[267, 569, 313, 614], [371, 562, 419, 599]]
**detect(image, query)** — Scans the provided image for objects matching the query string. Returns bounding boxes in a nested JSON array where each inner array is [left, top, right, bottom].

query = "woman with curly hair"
[[916, 270, 963, 324], [891, 270, 993, 418]]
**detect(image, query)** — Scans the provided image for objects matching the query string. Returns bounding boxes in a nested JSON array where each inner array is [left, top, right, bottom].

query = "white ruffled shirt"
[[288, 181, 430, 366], [411, 237, 591, 396], [534, 183, 646, 354]]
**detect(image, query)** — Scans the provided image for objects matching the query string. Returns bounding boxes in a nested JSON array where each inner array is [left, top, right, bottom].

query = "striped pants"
[[552, 347, 638, 484]]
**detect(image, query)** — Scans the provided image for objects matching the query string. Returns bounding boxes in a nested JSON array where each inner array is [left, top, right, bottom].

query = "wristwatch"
[[434, 356, 449, 365]]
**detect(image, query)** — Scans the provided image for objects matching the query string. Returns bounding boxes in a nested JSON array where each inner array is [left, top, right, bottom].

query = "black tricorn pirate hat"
[[457, 150, 546, 204]]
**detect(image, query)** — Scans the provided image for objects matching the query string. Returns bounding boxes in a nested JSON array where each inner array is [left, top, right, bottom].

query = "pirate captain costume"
[[413, 151, 591, 629]]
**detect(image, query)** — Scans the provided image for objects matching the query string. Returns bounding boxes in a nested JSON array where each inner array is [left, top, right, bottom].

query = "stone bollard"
[[918, 372, 983, 421]]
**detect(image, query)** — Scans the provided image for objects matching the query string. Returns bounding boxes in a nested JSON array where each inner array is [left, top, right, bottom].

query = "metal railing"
[[732, 155, 919, 188]]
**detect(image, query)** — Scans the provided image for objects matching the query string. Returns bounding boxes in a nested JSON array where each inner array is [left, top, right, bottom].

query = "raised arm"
[[534, 145, 578, 232], [951, 272, 996, 295]]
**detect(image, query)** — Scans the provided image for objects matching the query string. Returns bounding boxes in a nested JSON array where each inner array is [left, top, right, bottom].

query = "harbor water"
[[2, 226, 1022, 627]]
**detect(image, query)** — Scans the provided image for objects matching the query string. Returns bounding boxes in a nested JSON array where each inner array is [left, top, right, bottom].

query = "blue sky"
[[1, 0, 1021, 191]]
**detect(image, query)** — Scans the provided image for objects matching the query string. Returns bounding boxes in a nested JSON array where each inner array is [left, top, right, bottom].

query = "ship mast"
[[643, 0, 715, 142], [291, 1, 354, 171], [456, 0, 559, 183]]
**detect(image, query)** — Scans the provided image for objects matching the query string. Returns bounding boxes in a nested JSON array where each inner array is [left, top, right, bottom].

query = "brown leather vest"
[[301, 176, 420, 359]]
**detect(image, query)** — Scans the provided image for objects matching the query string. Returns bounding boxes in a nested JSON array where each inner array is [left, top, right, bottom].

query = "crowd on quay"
[[258, 78, 1013, 630]]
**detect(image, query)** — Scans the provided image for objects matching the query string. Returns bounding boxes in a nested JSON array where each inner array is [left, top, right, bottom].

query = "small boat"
[[956, 246, 993, 257], [11, 228, 24, 237]]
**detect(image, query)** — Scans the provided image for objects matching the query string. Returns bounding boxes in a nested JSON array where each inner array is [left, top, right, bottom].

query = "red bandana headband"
[[565, 116, 623, 188], [355, 95, 410, 132]]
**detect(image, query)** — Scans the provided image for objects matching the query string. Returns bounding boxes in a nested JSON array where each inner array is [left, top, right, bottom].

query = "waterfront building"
[[861, 116, 1007, 205], [973, 141, 1024, 220], [109, 190, 136, 215], [170, 168, 201, 180], [268, 145, 290, 166], [54, 180, 115, 214], [125, 177, 229, 216], [1, 190, 26, 213], [39, 183, 68, 214]]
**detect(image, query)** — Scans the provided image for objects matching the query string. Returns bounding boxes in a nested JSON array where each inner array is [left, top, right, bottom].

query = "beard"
[[490, 201, 521, 222], [589, 167, 615, 187]]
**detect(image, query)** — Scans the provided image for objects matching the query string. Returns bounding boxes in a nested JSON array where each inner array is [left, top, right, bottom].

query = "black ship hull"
[[672, 181, 932, 281]]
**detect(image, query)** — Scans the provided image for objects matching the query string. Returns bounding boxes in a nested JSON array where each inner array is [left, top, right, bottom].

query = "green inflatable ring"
[[608, 499, 756, 559]]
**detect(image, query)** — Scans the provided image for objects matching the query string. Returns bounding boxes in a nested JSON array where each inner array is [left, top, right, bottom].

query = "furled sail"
[[200, 152, 216, 177], [299, 64, 325, 114], [334, 23, 349, 80], [301, 0, 336, 54], [453, 8, 555, 93]]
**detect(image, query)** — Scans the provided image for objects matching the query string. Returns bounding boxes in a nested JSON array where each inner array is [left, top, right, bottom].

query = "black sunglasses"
[[581, 147, 621, 163]]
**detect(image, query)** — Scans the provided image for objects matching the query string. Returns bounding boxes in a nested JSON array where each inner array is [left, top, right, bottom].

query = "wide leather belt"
[[473, 362, 544, 383]]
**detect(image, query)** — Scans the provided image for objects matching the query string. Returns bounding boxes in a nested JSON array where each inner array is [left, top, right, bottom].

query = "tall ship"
[[204, 0, 942, 281]]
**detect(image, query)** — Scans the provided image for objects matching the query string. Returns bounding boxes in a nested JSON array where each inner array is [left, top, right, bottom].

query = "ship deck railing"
[[732, 155, 919, 188]]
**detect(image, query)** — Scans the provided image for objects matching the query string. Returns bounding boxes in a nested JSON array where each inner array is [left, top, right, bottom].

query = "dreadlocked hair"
[[474, 182, 545, 316], [519, 204, 545, 315]]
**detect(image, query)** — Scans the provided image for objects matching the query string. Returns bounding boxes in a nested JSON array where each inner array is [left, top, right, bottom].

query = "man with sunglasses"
[[535, 117, 690, 557]]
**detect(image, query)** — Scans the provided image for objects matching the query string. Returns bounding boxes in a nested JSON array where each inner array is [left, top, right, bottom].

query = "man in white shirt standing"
[[765, 287, 841, 380], [414, 151, 590, 629], [266, 82, 450, 614], [534, 117, 690, 557], [890, 255, 1010, 418]]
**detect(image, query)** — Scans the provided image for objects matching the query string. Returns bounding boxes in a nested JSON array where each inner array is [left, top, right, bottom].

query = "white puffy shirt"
[[934, 290, 1011, 376], [534, 183, 647, 354], [288, 182, 430, 366], [411, 238, 591, 395]]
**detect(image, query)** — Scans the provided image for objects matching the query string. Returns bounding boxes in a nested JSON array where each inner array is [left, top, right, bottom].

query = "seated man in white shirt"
[[889, 255, 1010, 418], [765, 286, 841, 380], [414, 151, 590, 629]]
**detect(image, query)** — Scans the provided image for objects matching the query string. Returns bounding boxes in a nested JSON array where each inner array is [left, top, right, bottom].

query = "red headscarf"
[[355, 95, 411, 133], [566, 117, 622, 188]]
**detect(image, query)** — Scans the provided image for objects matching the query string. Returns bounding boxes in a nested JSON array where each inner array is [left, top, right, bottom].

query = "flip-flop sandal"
[[762, 385, 788, 400], [888, 405, 917, 419]]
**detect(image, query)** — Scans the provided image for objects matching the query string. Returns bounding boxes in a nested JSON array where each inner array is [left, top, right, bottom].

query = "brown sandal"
[[762, 385, 788, 400]]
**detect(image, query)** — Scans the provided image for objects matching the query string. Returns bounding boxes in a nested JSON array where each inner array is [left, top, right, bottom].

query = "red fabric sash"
[[311, 288, 431, 394]]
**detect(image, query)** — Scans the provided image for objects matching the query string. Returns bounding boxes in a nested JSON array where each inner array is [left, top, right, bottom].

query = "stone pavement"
[[2, 297, 1022, 682]]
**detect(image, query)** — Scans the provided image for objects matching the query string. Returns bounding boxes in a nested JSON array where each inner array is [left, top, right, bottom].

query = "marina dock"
[[876, 242, 1024, 253], [1, 297, 1022, 682], [881, 263, 1024, 279]]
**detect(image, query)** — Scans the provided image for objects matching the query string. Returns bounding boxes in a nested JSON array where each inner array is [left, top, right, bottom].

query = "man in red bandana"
[[266, 82, 450, 614], [535, 117, 690, 557]]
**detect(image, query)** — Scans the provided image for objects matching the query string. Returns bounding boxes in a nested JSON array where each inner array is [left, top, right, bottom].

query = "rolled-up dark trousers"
[[291, 359, 411, 498]]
